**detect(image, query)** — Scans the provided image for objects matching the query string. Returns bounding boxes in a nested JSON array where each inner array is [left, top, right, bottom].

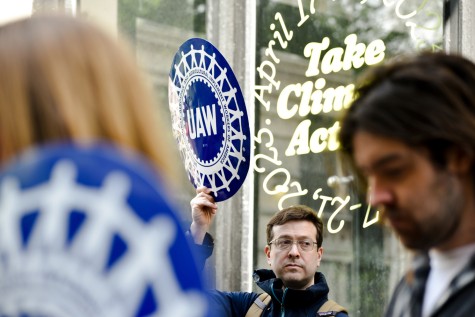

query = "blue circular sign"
[[169, 38, 251, 202], [0, 143, 215, 317]]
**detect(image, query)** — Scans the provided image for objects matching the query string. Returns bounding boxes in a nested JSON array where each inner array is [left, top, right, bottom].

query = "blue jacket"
[[207, 268, 348, 316]]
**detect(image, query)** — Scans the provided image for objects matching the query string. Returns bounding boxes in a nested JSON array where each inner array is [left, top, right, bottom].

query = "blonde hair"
[[0, 14, 179, 183]]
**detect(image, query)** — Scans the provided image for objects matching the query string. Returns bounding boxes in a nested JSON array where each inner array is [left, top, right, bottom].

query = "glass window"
[[254, 0, 443, 315]]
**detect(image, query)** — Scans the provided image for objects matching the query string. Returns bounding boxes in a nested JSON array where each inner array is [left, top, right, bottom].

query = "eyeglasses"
[[268, 238, 318, 252]]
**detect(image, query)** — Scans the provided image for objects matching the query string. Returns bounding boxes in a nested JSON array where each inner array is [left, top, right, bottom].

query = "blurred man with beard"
[[339, 52, 475, 317]]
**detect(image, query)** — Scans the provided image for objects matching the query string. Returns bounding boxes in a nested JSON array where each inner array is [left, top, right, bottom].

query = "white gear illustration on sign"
[[0, 160, 207, 317], [169, 41, 249, 199]]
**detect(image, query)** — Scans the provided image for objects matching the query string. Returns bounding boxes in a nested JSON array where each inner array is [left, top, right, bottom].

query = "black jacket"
[[384, 252, 475, 317]]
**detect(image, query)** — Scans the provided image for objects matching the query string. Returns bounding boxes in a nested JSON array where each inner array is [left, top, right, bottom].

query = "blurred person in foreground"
[[339, 51, 475, 317], [189, 186, 349, 317], [0, 14, 180, 183], [0, 14, 209, 317]]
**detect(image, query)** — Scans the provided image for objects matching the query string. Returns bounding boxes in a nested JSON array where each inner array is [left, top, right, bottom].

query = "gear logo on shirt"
[[169, 38, 251, 202], [0, 143, 214, 317]]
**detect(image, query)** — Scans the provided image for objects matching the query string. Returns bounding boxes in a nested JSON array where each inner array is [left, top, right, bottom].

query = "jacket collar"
[[400, 251, 475, 317], [253, 269, 329, 308]]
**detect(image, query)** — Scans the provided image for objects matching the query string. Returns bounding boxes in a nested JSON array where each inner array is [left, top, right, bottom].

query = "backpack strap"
[[316, 299, 348, 316], [245, 293, 271, 317]]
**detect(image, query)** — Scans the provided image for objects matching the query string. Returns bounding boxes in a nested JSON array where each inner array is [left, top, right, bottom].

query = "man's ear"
[[446, 147, 472, 174], [264, 245, 271, 263], [316, 247, 323, 267]]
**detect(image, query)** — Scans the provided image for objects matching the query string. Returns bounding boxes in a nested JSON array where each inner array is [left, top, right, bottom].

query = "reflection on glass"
[[254, 0, 442, 315]]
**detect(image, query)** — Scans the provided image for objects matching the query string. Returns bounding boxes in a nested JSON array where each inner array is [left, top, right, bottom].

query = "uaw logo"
[[169, 38, 251, 201], [0, 143, 214, 317]]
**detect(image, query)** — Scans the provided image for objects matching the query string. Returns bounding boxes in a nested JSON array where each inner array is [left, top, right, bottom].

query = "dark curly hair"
[[339, 52, 475, 174]]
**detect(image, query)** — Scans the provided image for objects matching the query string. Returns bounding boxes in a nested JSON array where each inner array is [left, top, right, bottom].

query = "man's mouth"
[[384, 213, 413, 234]]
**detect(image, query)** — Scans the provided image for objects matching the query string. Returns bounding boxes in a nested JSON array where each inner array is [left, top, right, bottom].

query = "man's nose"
[[287, 242, 301, 257], [367, 178, 393, 208]]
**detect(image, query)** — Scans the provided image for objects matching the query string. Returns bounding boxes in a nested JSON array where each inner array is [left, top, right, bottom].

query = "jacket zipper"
[[280, 288, 288, 317]]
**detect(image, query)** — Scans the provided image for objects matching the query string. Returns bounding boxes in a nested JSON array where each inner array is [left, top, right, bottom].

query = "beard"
[[381, 172, 464, 251]]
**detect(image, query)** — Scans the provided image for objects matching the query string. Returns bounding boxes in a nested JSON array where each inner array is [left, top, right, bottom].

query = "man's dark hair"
[[266, 205, 323, 248], [339, 52, 475, 172]]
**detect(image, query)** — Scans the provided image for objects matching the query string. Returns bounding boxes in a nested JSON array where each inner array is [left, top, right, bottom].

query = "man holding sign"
[[189, 186, 349, 317]]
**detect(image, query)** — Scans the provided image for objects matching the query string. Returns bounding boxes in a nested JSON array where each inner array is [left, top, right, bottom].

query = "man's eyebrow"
[[274, 234, 291, 240], [360, 153, 406, 174], [275, 234, 313, 240]]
